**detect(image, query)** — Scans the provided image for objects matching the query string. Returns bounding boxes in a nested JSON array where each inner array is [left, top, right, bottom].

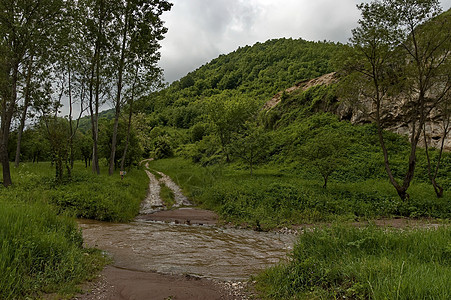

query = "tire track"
[[140, 162, 192, 215]]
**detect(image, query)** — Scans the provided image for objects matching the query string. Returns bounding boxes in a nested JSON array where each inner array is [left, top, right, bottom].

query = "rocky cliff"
[[266, 72, 451, 151]]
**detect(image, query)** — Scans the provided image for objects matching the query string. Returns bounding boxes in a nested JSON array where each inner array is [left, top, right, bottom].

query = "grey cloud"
[[159, 0, 451, 83]]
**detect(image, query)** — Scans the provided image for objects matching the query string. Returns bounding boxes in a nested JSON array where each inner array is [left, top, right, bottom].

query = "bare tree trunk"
[[0, 138, 12, 187], [89, 44, 99, 174], [372, 77, 408, 200], [120, 68, 137, 172], [109, 8, 129, 175], [68, 69, 74, 170], [92, 49, 101, 175], [14, 56, 34, 168], [89, 0, 105, 175], [120, 105, 132, 171], [423, 117, 449, 198], [0, 64, 19, 187]]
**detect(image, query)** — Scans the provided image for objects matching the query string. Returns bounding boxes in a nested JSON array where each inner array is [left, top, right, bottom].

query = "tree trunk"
[[0, 63, 18, 187], [14, 56, 34, 168], [120, 81, 135, 172], [0, 140, 12, 187], [55, 154, 63, 183], [89, 48, 99, 174], [376, 105, 407, 200], [68, 69, 74, 170], [423, 120, 448, 198], [89, 0, 105, 175], [92, 51, 101, 175], [323, 174, 328, 189], [109, 9, 129, 175]]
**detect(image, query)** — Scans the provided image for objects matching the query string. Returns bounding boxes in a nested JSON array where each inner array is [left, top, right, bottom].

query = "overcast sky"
[[158, 0, 451, 83]]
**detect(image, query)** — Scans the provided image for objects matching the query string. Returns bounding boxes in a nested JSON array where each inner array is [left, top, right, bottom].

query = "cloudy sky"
[[158, 0, 451, 83]]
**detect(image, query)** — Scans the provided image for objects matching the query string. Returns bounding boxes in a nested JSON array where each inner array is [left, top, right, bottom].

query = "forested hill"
[[169, 38, 342, 98], [142, 38, 344, 126]]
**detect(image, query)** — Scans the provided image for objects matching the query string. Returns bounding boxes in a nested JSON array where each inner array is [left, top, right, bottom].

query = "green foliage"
[[1, 162, 149, 222], [98, 118, 143, 168], [231, 121, 269, 175], [77, 109, 117, 134], [148, 158, 451, 230], [261, 84, 339, 129], [169, 38, 342, 100], [180, 134, 223, 166], [41, 117, 72, 182], [205, 91, 259, 161], [299, 128, 349, 188], [190, 123, 207, 142], [139, 38, 344, 132], [255, 225, 451, 299], [0, 199, 107, 299]]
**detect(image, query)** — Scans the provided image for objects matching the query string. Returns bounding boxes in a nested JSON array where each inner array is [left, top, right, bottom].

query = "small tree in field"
[[231, 121, 269, 176], [301, 130, 348, 189], [41, 118, 71, 182], [206, 92, 258, 162]]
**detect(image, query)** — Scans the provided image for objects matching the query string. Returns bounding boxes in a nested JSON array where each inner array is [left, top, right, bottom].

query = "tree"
[[99, 118, 142, 168], [14, 55, 34, 168], [206, 91, 258, 162], [107, 0, 171, 175], [348, 0, 450, 200], [301, 130, 348, 189], [79, 132, 93, 168], [231, 121, 268, 176], [423, 87, 451, 197], [42, 117, 71, 182], [0, 0, 64, 186], [83, 0, 113, 175]]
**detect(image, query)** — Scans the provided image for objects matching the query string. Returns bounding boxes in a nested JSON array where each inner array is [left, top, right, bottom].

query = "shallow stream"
[[78, 219, 296, 281]]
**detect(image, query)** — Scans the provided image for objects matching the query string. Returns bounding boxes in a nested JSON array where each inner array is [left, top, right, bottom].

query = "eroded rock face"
[[342, 98, 450, 151], [267, 72, 451, 151]]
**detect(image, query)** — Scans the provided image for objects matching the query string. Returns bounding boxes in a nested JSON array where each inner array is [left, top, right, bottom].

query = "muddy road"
[[75, 165, 296, 299]]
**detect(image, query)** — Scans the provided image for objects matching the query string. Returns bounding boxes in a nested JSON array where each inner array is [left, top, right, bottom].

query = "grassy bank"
[[148, 158, 450, 229], [255, 225, 451, 299], [2, 161, 149, 222], [0, 161, 148, 299], [0, 199, 108, 299]]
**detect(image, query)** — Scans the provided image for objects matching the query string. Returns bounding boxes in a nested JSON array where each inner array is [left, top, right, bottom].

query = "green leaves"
[[300, 126, 349, 189]]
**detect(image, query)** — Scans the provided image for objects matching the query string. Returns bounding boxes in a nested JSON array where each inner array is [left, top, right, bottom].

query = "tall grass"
[[0, 201, 107, 299], [3, 161, 149, 222], [0, 161, 149, 298], [148, 158, 450, 229], [255, 225, 451, 299]]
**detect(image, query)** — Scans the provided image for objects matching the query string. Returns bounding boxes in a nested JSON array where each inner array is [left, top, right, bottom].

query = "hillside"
[[140, 38, 344, 129]]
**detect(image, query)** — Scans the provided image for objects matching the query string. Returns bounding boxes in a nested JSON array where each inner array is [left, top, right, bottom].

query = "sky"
[[158, 0, 451, 83]]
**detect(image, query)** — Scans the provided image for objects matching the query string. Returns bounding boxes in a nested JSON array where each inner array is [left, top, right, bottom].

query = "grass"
[[255, 225, 451, 299], [2, 161, 149, 222], [160, 182, 176, 208], [0, 198, 108, 299], [0, 161, 148, 299], [148, 157, 450, 230]]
